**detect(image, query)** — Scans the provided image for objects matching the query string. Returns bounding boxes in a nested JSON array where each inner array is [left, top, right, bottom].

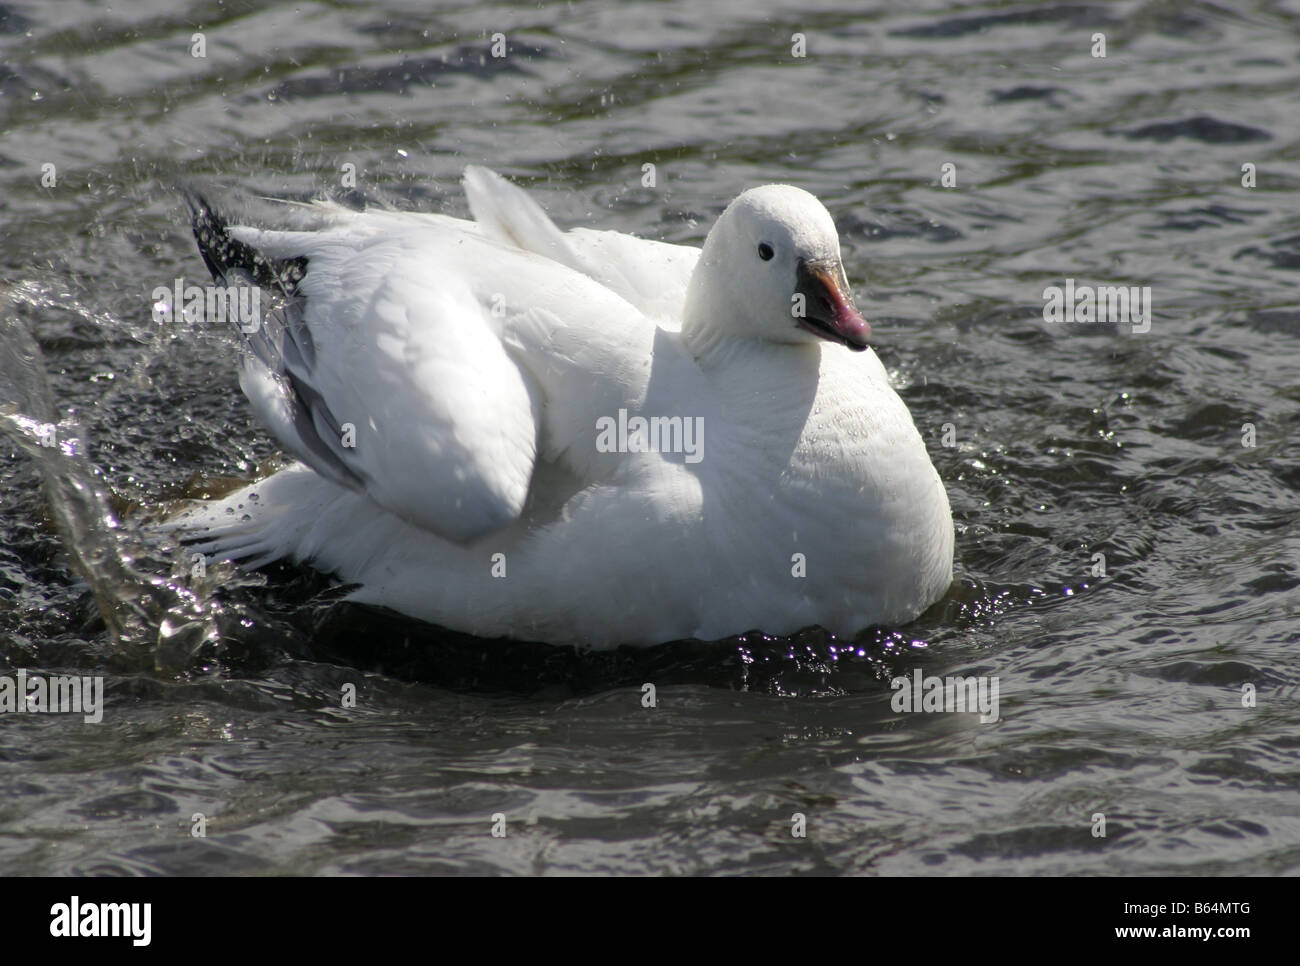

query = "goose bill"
[[795, 258, 870, 351]]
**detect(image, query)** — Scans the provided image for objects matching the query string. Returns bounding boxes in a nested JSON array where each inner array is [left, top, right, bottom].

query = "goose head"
[[683, 185, 870, 355]]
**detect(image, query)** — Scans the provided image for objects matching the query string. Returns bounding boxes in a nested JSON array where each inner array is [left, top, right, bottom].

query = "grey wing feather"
[[187, 193, 367, 493]]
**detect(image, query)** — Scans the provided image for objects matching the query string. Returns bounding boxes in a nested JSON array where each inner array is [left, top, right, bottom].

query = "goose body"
[[170, 168, 953, 647]]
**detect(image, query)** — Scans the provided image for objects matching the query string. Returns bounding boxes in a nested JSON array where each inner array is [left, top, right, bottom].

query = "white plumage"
[[169, 167, 953, 647]]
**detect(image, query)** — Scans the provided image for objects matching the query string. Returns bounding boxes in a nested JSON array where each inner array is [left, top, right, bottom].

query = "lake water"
[[1, 0, 1298, 875]]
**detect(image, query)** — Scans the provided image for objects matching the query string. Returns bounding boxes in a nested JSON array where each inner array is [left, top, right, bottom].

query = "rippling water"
[[2, 0, 1298, 875]]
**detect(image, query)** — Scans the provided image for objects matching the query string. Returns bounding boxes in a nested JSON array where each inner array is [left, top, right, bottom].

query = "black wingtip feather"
[[185, 190, 308, 297]]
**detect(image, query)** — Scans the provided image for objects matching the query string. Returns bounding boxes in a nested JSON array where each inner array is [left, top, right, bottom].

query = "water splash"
[[0, 282, 221, 672]]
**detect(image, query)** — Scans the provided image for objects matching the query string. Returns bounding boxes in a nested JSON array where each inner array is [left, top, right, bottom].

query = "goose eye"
[[757, 243, 774, 261]]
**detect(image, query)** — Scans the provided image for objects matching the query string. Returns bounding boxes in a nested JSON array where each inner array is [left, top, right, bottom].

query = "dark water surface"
[[2, 0, 1298, 875]]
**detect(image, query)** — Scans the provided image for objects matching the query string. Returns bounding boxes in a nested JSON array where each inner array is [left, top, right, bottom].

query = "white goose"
[[170, 167, 953, 647]]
